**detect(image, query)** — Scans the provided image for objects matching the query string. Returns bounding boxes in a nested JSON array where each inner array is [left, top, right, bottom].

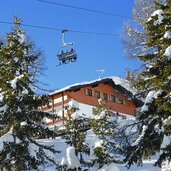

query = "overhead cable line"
[[35, 0, 132, 19], [0, 21, 61, 31], [0, 21, 119, 36]]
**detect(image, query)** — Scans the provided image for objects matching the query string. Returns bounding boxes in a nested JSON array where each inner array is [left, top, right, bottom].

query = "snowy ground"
[[39, 131, 162, 171]]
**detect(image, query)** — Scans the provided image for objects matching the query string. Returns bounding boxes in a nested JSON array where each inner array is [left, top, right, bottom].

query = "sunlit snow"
[[0, 104, 9, 114], [97, 163, 120, 171], [164, 45, 171, 60], [0, 92, 4, 102], [10, 74, 24, 89], [164, 31, 171, 39], [131, 125, 147, 146], [148, 9, 164, 25], [141, 91, 161, 112], [65, 146, 81, 169]]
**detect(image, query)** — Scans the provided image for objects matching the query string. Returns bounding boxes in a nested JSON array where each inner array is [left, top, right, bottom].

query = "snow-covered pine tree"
[[124, 0, 171, 168], [89, 99, 123, 169], [122, 0, 165, 59], [0, 17, 58, 170], [61, 106, 90, 170]]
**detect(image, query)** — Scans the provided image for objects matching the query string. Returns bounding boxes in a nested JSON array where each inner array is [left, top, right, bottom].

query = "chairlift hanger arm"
[[61, 29, 74, 47]]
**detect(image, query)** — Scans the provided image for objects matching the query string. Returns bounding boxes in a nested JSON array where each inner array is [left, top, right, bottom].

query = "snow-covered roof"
[[49, 76, 143, 107], [50, 76, 137, 97]]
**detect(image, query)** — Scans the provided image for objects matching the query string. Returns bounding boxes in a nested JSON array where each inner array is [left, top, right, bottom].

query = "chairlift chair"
[[57, 29, 77, 65]]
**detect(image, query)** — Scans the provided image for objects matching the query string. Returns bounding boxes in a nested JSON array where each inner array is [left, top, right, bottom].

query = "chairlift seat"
[[57, 29, 77, 65], [58, 51, 77, 61]]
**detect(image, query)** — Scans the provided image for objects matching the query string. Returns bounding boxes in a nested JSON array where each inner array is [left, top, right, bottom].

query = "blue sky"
[[0, 0, 141, 92]]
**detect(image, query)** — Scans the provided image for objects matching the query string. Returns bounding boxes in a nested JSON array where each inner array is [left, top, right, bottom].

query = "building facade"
[[42, 77, 141, 127]]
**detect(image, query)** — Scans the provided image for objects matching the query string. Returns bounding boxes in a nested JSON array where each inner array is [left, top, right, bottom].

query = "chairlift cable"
[[0, 21, 61, 31], [35, 0, 132, 19], [0, 21, 119, 36]]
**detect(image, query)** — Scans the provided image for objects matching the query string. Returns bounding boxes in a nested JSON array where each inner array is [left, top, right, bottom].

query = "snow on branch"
[[164, 46, 171, 60], [0, 104, 9, 115], [0, 92, 4, 102], [0, 128, 21, 151], [131, 125, 147, 146], [61, 146, 81, 169], [0, 128, 14, 151], [28, 141, 40, 160], [9, 74, 24, 89], [17, 31, 28, 46], [164, 31, 171, 39], [141, 90, 162, 112], [148, 9, 164, 25]]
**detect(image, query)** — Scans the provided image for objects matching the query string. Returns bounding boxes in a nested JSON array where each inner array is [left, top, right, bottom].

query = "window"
[[110, 95, 115, 102], [118, 97, 124, 104], [103, 93, 108, 101], [86, 89, 92, 96], [95, 91, 100, 99]]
